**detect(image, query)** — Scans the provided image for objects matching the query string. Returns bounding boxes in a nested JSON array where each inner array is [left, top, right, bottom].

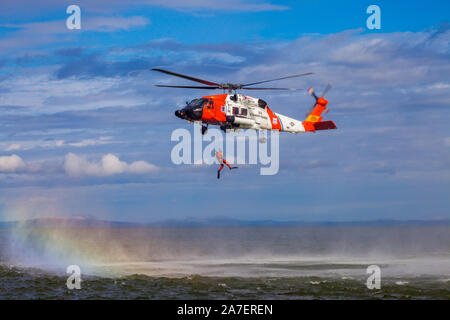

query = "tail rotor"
[[305, 84, 332, 117]]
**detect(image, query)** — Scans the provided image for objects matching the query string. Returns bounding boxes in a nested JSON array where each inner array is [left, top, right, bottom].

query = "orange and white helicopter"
[[153, 68, 337, 135]]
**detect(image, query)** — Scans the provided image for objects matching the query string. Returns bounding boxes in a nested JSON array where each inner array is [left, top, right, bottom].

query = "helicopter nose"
[[184, 107, 202, 121], [175, 110, 186, 119]]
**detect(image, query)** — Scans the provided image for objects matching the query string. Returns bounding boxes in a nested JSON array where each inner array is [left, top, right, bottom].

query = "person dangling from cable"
[[215, 150, 238, 179]]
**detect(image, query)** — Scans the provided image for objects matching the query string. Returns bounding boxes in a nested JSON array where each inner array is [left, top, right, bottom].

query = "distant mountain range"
[[0, 216, 449, 228]]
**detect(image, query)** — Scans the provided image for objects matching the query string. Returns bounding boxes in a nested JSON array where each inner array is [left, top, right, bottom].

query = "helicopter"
[[152, 68, 337, 135]]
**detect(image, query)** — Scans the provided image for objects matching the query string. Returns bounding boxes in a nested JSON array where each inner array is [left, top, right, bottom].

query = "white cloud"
[[0, 75, 126, 113], [127, 160, 159, 174], [0, 16, 150, 55], [6, 144, 21, 151], [85, 16, 150, 32], [67, 137, 112, 147], [0, 0, 288, 16], [101, 153, 127, 175], [64, 153, 158, 177], [0, 154, 26, 172], [0, 137, 113, 152], [0, 16, 149, 35], [143, 0, 288, 12]]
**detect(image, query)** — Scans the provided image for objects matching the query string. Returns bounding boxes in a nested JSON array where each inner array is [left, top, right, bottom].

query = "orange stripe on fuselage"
[[266, 106, 282, 130]]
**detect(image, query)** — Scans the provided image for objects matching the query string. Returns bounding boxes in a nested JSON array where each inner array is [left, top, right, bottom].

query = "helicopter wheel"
[[201, 125, 208, 135]]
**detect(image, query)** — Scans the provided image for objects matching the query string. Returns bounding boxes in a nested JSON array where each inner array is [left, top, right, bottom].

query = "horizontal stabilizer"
[[313, 121, 337, 131]]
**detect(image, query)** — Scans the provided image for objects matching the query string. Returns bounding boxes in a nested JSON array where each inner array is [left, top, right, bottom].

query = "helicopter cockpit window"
[[240, 108, 248, 116], [187, 98, 206, 109], [232, 107, 239, 115]]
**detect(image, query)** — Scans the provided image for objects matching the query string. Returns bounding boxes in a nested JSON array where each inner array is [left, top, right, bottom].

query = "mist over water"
[[1, 225, 449, 299]]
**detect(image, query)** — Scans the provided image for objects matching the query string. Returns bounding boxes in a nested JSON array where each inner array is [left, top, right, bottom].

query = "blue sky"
[[0, 0, 449, 222]]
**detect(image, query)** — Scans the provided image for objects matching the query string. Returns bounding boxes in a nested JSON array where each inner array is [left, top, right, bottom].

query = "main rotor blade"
[[242, 72, 313, 87], [242, 87, 304, 91], [321, 84, 332, 97], [152, 68, 221, 87], [305, 103, 317, 118], [155, 85, 220, 89]]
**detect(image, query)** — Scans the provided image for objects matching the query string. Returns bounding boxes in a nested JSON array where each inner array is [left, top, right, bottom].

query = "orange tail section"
[[303, 97, 337, 132]]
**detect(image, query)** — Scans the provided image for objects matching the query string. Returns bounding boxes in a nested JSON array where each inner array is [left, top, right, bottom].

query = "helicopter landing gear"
[[220, 124, 231, 133], [259, 130, 267, 143], [201, 125, 208, 135]]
